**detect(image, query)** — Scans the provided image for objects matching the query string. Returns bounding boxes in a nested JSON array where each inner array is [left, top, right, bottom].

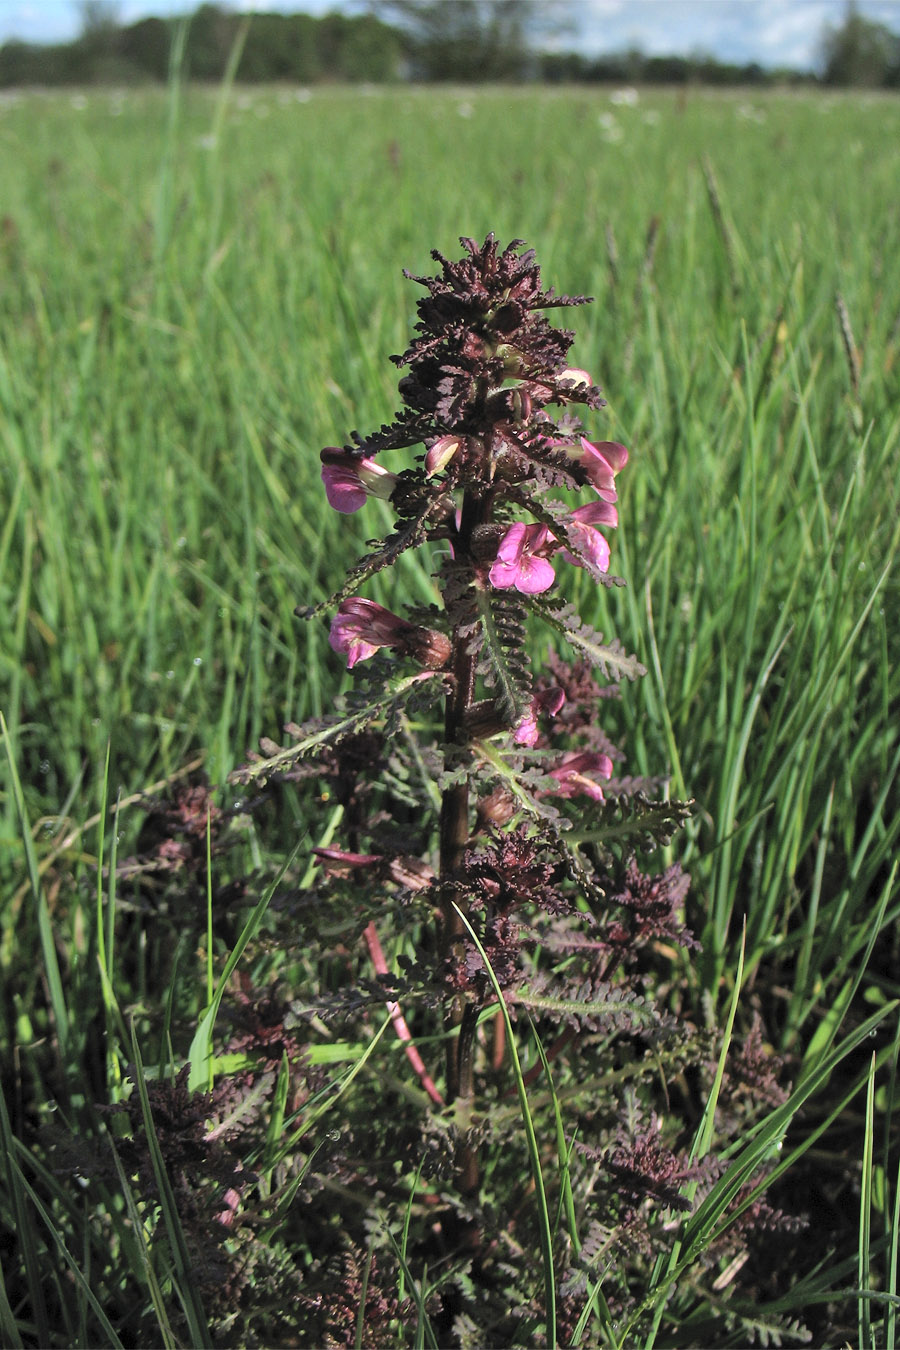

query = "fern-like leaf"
[[475, 588, 531, 723], [531, 599, 646, 682], [569, 791, 695, 856], [229, 672, 446, 786]]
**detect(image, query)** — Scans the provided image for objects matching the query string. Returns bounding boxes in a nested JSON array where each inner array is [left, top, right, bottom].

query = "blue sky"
[[1, 0, 899, 71]]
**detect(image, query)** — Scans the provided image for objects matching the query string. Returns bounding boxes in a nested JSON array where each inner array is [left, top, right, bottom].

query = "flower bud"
[[509, 386, 532, 422], [557, 367, 593, 388], [476, 787, 516, 830], [397, 626, 452, 670], [424, 435, 461, 477]]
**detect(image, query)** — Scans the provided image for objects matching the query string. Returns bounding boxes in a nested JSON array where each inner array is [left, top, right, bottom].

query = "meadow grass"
[[1, 79, 899, 1344]]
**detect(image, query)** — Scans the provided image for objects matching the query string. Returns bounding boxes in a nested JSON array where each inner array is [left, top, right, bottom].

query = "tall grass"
[[1, 79, 898, 1343]]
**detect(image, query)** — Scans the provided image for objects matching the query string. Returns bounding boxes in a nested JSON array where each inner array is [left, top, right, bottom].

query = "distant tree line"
[[0, 4, 403, 86], [1, 0, 898, 89]]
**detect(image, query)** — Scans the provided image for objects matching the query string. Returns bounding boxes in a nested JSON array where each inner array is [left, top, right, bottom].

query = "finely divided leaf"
[[532, 599, 647, 682]]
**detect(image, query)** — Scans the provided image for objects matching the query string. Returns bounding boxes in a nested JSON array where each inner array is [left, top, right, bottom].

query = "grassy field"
[[2, 76, 900, 1345]]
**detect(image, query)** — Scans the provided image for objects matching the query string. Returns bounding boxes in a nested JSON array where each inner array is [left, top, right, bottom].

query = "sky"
[[1, 0, 900, 71]]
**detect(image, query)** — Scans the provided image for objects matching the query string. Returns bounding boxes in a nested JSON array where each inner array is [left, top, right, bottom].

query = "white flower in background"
[[598, 111, 623, 143]]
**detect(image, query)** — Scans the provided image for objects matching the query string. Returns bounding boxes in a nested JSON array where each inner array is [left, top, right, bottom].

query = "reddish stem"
[[363, 921, 444, 1106]]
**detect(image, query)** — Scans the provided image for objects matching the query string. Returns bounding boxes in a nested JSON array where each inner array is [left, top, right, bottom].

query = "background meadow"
[[2, 74, 900, 1345]]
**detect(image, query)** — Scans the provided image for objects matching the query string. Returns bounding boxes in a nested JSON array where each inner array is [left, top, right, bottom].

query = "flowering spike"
[[249, 234, 698, 1213]]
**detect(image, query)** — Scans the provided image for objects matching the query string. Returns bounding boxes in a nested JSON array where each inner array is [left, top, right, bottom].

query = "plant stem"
[[439, 488, 488, 1190]]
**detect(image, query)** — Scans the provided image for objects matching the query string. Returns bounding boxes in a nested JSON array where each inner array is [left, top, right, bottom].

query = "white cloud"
[[572, 0, 900, 68], [753, 0, 834, 66]]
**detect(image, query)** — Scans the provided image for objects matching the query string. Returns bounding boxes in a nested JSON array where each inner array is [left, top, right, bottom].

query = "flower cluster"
[[319, 234, 629, 668]]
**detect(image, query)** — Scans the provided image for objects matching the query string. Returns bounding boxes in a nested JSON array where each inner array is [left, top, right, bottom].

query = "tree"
[[119, 17, 171, 82], [373, 0, 573, 82], [77, 1, 122, 38], [820, 0, 900, 86]]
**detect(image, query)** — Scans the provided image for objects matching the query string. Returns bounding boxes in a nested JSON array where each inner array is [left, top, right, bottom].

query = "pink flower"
[[577, 438, 628, 502], [329, 598, 412, 668], [559, 500, 618, 573], [329, 598, 451, 670], [548, 750, 614, 802], [488, 522, 556, 594], [320, 449, 398, 514], [513, 685, 566, 745], [513, 709, 539, 746]]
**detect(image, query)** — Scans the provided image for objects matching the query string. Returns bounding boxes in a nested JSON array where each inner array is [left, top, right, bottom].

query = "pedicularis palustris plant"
[[121, 236, 801, 1344], [238, 235, 694, 1181]]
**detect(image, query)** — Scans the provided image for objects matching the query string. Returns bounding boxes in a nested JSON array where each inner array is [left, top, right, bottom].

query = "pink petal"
[[514, 554, 557, 593], [549, 751, 613, 801], [489, 523, 556, 594], [583, 438, 628, 472], [572, 500, 618, 529], [561, 525, 611, 573], [322, 466, 367, 513], [579, 438, 628, 501], [329, 598, 405, 667], [514, 711, 539, 746], [487, 559, 519, 590], [495, 521, 529, 565]]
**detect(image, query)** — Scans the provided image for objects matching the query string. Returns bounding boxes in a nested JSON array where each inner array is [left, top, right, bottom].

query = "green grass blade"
[[354, 1234, 376, 1350], [453, 904, 556, 1348], [384, 1231, 439, 1350], [859, 1053, 876, 1349], [0, 1249, 23, 1350], [5, 1158, 125, 1349], [888, 1155, 900, 1350], [187, 835, 304, 1090], [0, 1085, 45, 1347], [529, 1022, 618, 1349], [130, 1027, 211, 1347], [644, 924, 746, 1347], [1, 710, 70, 1060], [397, 1155, 427, 1307]]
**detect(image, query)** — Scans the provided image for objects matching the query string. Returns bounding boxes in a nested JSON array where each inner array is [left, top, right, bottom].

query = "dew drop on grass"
[[193, 656, 203, 666], [166, 670, 175, 680]]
